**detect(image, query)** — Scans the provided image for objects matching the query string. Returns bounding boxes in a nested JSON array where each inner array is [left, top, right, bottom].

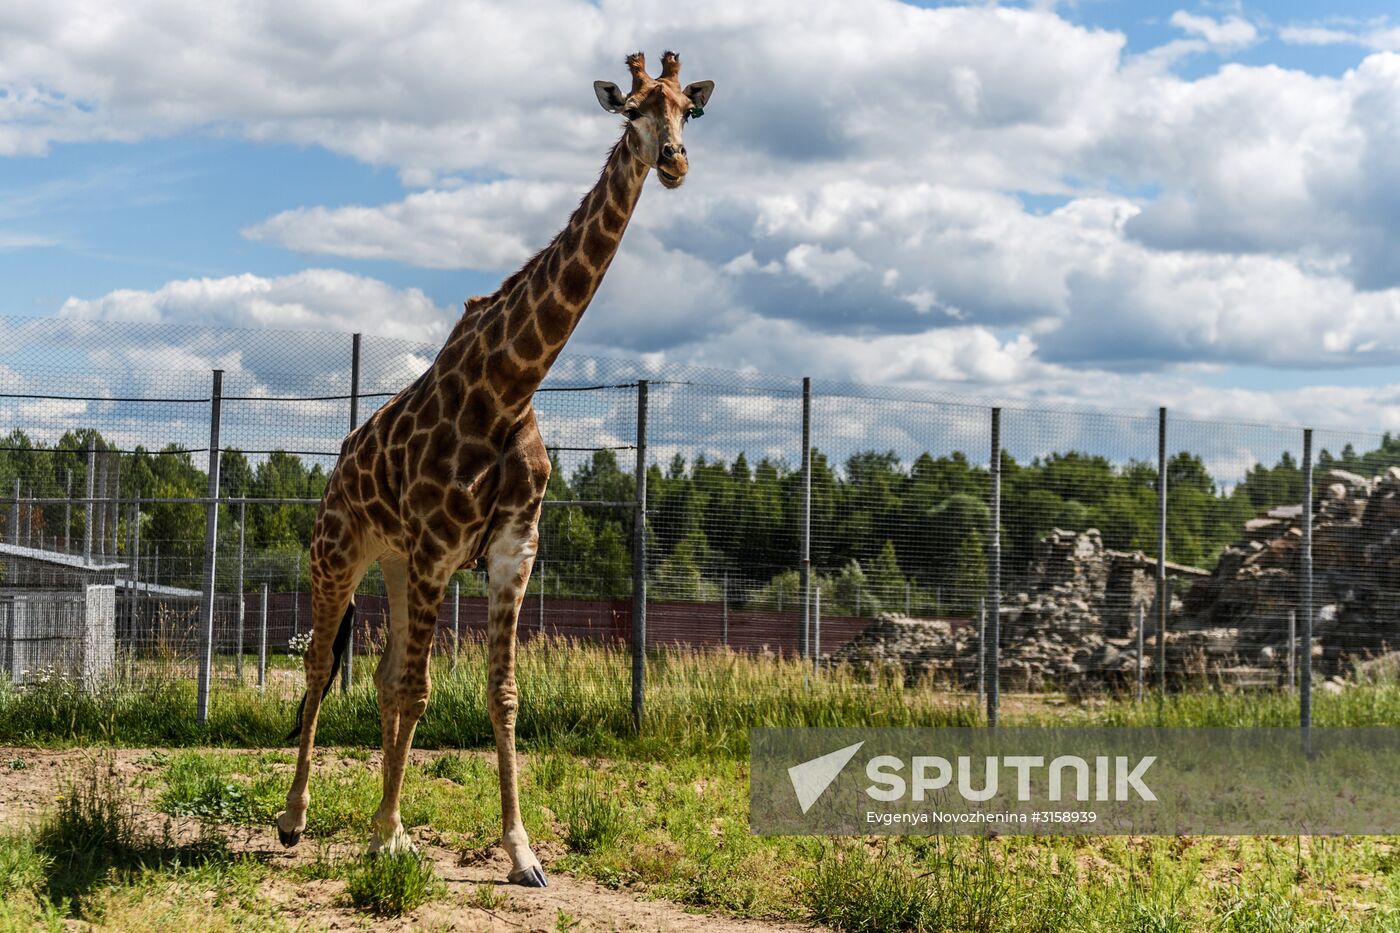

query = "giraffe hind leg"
[[275, 600, 353, 847], [275, 533, 373, 848], [285, 603, 355, 743]]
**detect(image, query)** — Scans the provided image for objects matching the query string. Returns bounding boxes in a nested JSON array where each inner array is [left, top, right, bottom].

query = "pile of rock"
[[835, 528, 1180, 690], [829, 615, 971, 683], [1184, 466, 1400, 675], [838, 466, 1400, 690]]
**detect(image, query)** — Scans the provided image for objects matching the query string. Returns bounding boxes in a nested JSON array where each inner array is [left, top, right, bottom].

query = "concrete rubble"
[[835, 528, 1183, 690], [1183, 466, 1400, 677], [837, 469, 1400, 689]]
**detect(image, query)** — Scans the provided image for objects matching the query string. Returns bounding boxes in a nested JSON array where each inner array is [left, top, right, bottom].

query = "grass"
[[471, 880, 509, 911], [101, 743, 1400, 931], [0, 757, 443, 929], [3, 641, 1400, 929], [558, 776, 627, 854], [2, 751, 1397, 931], [158, 750, 285, 824], [0, 835, 61, 932], [0, 761, 263, 928], [0, 639, 984, 755], [343, 850, 442, 917], [6, 637, 1400, 758], [422, 751, 487, 784], [803, 842, 949, 931]]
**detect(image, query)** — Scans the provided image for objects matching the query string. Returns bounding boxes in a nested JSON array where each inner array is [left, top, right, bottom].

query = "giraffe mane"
[[492, 134, 631, 303]]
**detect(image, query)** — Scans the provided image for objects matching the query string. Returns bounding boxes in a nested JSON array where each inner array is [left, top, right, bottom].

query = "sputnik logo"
[[787, 741, 864, 814]]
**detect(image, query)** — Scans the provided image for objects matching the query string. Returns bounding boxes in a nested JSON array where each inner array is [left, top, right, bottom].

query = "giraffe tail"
[[285, 603, 356, 743]]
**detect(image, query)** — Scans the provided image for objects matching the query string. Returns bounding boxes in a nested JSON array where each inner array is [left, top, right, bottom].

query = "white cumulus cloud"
[[57, 269, 450, 343], [1169, 11, 1259, 52], [7, 0, 1400, 425]]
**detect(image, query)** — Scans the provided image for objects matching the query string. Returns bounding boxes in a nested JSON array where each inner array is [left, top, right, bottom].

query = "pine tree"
[[951, 529, 987, 612], [868, 540, 906, 613]]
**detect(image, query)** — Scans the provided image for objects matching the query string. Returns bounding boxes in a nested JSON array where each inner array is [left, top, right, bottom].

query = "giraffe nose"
[[661, 143, 686, 160]]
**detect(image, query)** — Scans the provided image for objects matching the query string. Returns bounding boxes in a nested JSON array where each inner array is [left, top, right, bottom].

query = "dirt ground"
[[1, 746, 813, 932]]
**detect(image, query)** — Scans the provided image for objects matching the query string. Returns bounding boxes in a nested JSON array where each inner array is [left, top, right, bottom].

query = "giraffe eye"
[[624, 106, 642, 120]]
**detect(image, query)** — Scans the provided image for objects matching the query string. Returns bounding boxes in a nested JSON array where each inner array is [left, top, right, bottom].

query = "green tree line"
[[3, 427, 1397, 610]]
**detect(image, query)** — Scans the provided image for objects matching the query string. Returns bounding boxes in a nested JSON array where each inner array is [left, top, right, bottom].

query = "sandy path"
[[0, 746, 814, 932]]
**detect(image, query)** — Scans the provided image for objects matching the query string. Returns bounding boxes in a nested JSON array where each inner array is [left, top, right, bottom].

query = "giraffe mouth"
[[656, 167, 684, 188]]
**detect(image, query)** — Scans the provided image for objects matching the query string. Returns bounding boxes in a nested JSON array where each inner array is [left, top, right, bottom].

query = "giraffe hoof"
[[368, 827, 416, 857], [277, 825, 302, 848], [508, 865, 548, 888]]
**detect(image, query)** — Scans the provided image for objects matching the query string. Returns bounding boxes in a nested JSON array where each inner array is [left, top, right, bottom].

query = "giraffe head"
[[593, 51, 715, 190]]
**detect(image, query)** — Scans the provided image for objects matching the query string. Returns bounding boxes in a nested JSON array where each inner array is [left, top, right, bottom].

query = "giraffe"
[[273, 51, 714, 888]]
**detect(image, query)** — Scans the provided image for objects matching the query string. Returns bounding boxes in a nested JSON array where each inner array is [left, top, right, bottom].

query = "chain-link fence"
[[1, 315, 1395, 724]]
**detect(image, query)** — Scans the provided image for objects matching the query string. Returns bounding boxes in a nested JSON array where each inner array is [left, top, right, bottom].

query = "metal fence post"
[[1288, 610, 1297, 692], [196, 369, 224, 725], [538, 561, 545, 634], [122, 495, 133, 564], [141, 544, 150, 643], [1157, 406, 1168, 693], [64, 469, 72, 552], [110, 457, 121, 559], [84, 438, 95, 563], [342, 333, 361, 692], [721, 571, 729, 647], [800, 376, 812, 658], [1136, 603, 1145, 703], [452, 580, 461, 666], [236, 501, 246, 684], [129, 500, 141, 646], [813, 587, 822, 678], [987, 407, 1002, 727], [976, 597, 986, 707], [292, 552, 301, 637], [1301, 428, 1314, 753], [8, 478, 17, 545], [94, 451, 105, 562], [631, 379, 649, 732], [258, 582, 269, 689]]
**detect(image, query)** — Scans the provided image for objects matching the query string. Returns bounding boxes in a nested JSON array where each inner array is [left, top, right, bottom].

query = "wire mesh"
[[645, 371, 806, 653], [980, 406, 1162, 694], [0, 314, 1395, 708], [1306, 425, 1400, 681], [1165, 415, 1309, 690], [807, 390, 992, 682]]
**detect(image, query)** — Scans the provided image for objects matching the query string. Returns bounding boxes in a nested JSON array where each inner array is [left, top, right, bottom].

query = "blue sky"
[[3, 0, 1400, 430]]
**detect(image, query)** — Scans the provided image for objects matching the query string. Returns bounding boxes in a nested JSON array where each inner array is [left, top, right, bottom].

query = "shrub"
[[558, 780, 625, 855], [343, 850, 440, 917]]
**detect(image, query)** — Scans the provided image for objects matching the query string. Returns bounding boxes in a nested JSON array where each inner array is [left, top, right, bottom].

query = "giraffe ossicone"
[[273, 51, 715, 888]]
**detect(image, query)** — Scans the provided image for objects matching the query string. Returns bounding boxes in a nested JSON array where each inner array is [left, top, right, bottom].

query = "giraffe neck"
[[518, 134, 651, 344], [446, 134, 650, 413]]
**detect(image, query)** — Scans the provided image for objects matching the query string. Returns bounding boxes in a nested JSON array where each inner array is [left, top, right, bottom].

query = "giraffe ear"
[[683, 80, 715, 111], [593, 81, 626, 113]]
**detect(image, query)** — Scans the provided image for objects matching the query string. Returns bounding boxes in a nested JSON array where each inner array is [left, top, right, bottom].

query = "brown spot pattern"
[[282, 94, 661, 885]]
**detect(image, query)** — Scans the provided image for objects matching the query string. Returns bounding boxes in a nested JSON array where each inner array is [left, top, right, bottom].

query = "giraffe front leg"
[[486, 523, 546, 887]]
